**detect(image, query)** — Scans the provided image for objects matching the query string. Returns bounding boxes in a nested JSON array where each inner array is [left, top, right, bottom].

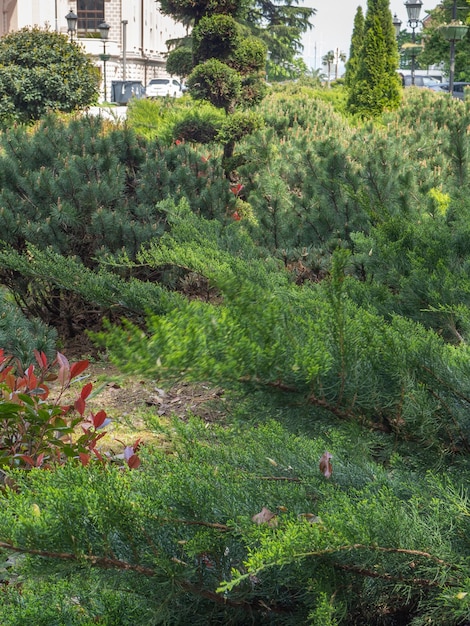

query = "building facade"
[[0, 0, 188, 100]]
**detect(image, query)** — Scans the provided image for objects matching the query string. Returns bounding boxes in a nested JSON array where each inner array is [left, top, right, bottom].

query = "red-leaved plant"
[[0, 349, 140, 470]]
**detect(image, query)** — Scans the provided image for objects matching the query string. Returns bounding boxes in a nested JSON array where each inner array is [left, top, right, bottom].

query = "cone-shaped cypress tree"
[[346, 0, 401, 117], [344, 6, 365, 88]]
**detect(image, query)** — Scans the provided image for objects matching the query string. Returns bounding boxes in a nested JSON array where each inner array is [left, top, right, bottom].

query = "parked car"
[[402, 74, 441, 88], [146, 78, 183, 98], [430, 82, 470, 100]]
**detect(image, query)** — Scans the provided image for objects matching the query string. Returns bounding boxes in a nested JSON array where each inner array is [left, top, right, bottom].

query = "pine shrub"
[[0, 289, 56, 365], [0, 417, 469, 624]]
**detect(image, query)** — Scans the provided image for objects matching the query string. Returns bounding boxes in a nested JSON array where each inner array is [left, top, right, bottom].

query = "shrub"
[[0, 348, 140, 470], [166, 45, 194, 78], [0, 289, 56, 366], [187, 58, 242, 113], [172, 104, 226, 143], [0, 418, 469, 624], [0, 27, 99, 125]]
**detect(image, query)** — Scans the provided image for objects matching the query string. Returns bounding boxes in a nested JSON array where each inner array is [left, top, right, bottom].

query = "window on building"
[[77, 0, 104, 34]]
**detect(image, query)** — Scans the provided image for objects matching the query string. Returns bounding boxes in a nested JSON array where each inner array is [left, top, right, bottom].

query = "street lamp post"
[[405, 0, 423, 86], [392, 14, 403, 85], [122, 20, 128, 81], [392, 14, 402, 39], [98, 21, 111, 102], [439, 0, 469, 94], [65, 9, 78, 43]]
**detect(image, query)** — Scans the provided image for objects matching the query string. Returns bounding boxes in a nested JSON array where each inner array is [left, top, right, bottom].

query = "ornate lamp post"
[[439, 0, 469, 94], [392, 14, 402, 39], [65, 9, 78, 43], [98, 21, 111, 102], [393, 14, 404, 85], [405, 0, 423, 86]]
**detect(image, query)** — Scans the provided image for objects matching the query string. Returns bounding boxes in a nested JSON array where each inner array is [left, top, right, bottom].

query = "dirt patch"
[[57, 335, 228, 437], [67, 360, 227, 426]]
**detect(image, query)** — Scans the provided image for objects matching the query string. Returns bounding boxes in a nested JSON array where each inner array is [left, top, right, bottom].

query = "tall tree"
[[334, 49, 347, 80], [346, 0, 401, 117], [243, 0, 316, 73], [322, 50, 335, 87], [344, 6, 365, 88]]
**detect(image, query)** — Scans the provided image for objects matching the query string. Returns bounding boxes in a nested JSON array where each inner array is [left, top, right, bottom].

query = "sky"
[[302, 0, 430, 72]]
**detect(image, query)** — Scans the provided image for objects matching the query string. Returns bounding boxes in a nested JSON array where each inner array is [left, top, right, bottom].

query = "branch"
[[153, 517, 231, 531], [256, 476, 302, 482], [231, 543, 461, 592], [0, 540, 286, 614], [0, 541, 156, 576], [294, 543, 455, 568], [335, 562, 442, 587]]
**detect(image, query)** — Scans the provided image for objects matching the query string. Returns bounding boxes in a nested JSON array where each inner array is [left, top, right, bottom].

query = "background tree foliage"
[[419, 0, 470, 81], [0, 27, 99, 125], [242, 0, 315, 80], [163, 0, 315, 81]]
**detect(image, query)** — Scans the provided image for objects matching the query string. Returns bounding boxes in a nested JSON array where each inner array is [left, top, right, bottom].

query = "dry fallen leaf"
[[252, 507, 278, 526], [298, 513, 322, 524], [319, 451, 333, 479]]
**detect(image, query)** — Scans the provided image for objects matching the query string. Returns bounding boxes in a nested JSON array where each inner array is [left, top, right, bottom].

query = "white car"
[[146, 78, 184, 98]]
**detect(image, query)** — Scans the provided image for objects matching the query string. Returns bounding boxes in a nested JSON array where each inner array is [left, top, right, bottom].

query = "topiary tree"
[[166, 44, 194, 80], [162, 0, 267, 176], [346, 0, 401, 117], [0, 26, 100, 125]]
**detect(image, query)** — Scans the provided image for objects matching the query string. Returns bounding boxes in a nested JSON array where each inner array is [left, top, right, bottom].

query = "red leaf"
[[80, 382, 93, 400], [92, 410, 107, 429], [20, 455, 36, 467], [79, 453, 90, 466], [230, 183, 244, 195], [56, 352, 70, 387], [34, 349, 48, 369], [92, 447, 104, 462], [127, 454, 141, 469], [133, 438, 143, 452], [4, 372, 15, 391], [319, 451, 333, 479], [27, 371, 38, 391], [74, 397, 86, 416], [70, 360, 90, 380]]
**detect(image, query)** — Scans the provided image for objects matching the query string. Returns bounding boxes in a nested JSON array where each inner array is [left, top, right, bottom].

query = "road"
[[86, 106, 127, 121]]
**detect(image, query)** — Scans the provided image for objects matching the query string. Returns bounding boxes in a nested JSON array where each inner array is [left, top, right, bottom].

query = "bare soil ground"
[[82, 360, 226, 425], [58, 335, 228, 451]]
